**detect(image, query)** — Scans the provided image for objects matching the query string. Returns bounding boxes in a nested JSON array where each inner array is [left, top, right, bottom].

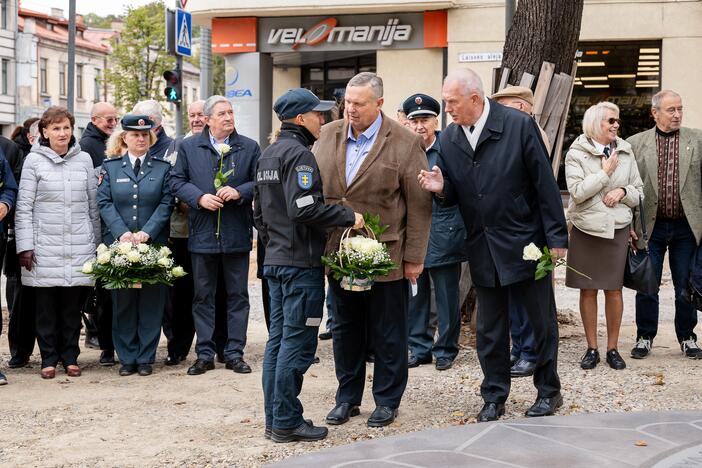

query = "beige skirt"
[[565, 226, 629, 290]]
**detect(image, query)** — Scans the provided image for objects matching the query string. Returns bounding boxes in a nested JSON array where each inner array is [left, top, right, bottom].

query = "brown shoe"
[[65, 365, 82, 377], [41, 367, 56, 379]]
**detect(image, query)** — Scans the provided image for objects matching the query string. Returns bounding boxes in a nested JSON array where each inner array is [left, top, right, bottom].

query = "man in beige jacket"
[[314, 72, 432, 428], [628, 90, 702, 360]]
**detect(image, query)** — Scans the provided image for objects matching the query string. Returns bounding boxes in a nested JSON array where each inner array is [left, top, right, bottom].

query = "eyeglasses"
[[97, 116, 120, 124], [606, 118, 621, 125]]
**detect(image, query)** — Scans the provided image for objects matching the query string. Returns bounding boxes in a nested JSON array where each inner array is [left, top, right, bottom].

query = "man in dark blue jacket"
[[171, 95, 260, 376], [403, 93, 468, 372], [419, 68, 568, 422], [0, 149, 18, 385]]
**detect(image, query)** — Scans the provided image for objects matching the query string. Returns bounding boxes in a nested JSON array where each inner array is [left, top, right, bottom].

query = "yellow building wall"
[[270, 66, 301, 136]]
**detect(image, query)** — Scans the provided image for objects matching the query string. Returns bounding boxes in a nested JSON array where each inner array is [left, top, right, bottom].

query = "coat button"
[[133, 205, 137, 209], [478, 194, 483, 200], [132, 216, 137, 220], [133, 184, 137, 188], [133, 194, 138, 199]]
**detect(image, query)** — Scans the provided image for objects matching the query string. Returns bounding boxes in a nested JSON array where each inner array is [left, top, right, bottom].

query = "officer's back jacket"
[[254, 123, 355, 268], [97, 153, 174, 245], [170, 126, 260, 254]]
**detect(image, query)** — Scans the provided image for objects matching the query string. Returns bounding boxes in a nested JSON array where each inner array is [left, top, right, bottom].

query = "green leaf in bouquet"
[[535, 269, 547, 280], [363, 212, 389, 237], [222, 169, 233, 178]]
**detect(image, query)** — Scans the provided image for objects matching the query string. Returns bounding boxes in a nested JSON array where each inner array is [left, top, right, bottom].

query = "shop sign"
[[258, 13, 425, 53], [458, 52, 503, 63]]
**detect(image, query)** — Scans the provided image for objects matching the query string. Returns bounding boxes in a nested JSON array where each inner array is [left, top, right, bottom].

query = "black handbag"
[[623, 196, 659, 295]]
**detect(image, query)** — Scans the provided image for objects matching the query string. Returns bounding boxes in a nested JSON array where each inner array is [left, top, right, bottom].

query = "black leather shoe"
[[119, 364, 137, 376], [510, 354, 519, 366], [510, 358, 536, 377], [187, 359, 215, 375], [225, 358, 252, 374], [318, 331, 332, 340], [477, 402, 505, 422], [99, 350, 116, 367], [525, 393, 563, 417], [435, 358, 453, 371], [367, 406, 398, 427], [326, 402, 360, 425], [8, 356, 30, 368], [164, 355, 185, 366], [137, 364, 153, 376], [580, 348, 600, 370], [265, 419, 312, 439], [606, 349, 626, 370], [408, 354, 432, 368], [271, 420, 328, 443]]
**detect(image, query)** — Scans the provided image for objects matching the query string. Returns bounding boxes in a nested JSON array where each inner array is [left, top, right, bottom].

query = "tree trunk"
[[501, 0, 584, 83]]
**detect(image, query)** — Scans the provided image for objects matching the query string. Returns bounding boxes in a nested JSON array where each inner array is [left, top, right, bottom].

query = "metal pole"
[[505, 0, 516, 38], [67, 0, 76, 113], [199, 27, 212, 99], [174, 0, 183, 137]]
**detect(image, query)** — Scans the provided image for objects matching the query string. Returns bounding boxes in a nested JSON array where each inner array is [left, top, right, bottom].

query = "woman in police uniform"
[[97, 115, 174, 376]]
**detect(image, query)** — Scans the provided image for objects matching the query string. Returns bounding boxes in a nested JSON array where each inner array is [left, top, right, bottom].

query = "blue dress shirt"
[[345, 113, 382, 186]]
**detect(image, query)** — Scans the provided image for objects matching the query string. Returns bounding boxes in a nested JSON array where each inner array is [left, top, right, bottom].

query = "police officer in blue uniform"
[[254, 88, 364, 443], [97, 115, 174, 377]]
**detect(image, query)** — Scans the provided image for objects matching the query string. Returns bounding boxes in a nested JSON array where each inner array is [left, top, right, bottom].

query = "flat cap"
[[491, 86, 534, 106], [402, 93, 440, 119], [273, 88, 335, 120]]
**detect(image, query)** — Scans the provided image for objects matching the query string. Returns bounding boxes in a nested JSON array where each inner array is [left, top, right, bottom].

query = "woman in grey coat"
[[15, 107, 100, 379]]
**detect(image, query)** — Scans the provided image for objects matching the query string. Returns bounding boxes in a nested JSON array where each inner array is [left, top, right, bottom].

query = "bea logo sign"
[[225, 66, 253, 98]]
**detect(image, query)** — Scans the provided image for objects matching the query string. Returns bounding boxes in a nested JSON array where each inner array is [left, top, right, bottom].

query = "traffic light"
[[163, 70, 181, 103]]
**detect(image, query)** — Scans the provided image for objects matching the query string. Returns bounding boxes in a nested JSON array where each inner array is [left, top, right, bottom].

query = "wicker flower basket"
[[338, 226, 376, 292]]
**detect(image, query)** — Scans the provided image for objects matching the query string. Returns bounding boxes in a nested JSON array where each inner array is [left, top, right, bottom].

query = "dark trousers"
[[509, 295, 537, 362], [263, 266, 323, 430], [96, 284, 114, 352], [408, 263, 462, 361], [8, 280, 37, 361], [34, 286, 90, 368], [214, 267, 229, 358], [112, 285, 166, 365], [635, 218, 698, 342], [330, 277, 408, 409], [163, 238, 195, 359], [262, 277, 271, 331], [475, 274, 560, 403], [325, 284, 335, 332], [191, 252, 250, 361]]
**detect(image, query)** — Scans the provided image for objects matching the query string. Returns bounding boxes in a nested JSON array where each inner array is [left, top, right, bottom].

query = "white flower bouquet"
[[82, 241, 187, 289], [522, 242, 590, 281], [322, 214, 397, 291]]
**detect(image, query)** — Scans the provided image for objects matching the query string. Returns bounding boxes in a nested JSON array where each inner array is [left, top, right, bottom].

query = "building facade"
[[188, 0, 702, 150], [0, 0, 18, 136]]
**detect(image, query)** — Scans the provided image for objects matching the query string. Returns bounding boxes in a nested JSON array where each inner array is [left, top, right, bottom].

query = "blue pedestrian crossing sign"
[[176, 9, 192, 57]]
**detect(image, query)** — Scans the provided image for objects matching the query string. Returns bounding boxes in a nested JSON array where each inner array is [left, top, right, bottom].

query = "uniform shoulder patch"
[[297, 171, 312, 189]]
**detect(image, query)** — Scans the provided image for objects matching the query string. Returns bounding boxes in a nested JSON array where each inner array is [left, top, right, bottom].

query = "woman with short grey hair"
[[564, 101, 644, 371]]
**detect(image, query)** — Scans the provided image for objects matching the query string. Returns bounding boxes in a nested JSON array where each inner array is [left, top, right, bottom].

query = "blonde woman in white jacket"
[[15, 107, 100, 379], [565, 101, 643, 371]]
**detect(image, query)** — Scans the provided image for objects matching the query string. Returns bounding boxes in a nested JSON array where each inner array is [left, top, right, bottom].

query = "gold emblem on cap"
[[138, 118, 145, 126], [415, 96, 423, 105]]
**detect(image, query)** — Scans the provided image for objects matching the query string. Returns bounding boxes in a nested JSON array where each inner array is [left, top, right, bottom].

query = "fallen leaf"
[[654, 374, 665, 386], [309, 373, 317, 378], [174, 401, 186, 405], [452, 411, 465, 418], [635, 440, 648, 447], [240, 418, 250, 423]]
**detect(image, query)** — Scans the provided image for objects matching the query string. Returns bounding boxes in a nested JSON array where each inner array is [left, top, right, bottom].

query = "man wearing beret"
[[254, 88, 364, 442], [315, 72, 432, 428], [403, 93, 468, 372], [492, 86, 550, 152]]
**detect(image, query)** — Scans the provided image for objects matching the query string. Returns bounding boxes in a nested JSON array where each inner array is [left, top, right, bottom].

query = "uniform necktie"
[[133, 157, 141, 176], [603, 146, 610, 158], [469, 125, 475, 133]]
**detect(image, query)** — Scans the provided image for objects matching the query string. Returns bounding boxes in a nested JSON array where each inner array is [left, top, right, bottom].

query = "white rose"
[[217, 143, 231, 155], [81, 261, 94, 274], [171, 266, 186, 277], [523, 243, 542, 261], [159, 246, 172, 258], [97, 251, 111, 264], [137, 243, 149, 253], [158, 257, 173, 268], [126, 250, 142, 263], [96, 243, 108, 254], [118, 242, 133, 254]]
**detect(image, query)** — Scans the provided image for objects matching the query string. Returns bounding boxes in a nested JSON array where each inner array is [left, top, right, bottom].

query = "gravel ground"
[[1, 267, 700, 467]]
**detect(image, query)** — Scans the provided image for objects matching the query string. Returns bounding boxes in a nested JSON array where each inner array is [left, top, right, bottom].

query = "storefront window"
[[558, 40, 661, 188]]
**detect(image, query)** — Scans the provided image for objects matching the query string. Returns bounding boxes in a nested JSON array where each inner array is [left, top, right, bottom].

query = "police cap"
[[121, 114, 155, 131], [273, 88, 335, 120], [402, 93, 441, 119]]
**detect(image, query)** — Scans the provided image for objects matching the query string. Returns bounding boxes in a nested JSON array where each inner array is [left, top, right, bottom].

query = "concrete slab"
[[269, 411, 702, 468]]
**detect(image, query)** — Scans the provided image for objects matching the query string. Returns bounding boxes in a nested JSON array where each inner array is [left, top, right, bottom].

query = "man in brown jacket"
[[314, 72, 432, 427]]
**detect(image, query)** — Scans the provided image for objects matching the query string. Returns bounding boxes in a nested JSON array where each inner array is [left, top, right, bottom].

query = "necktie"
[[603, 146, 610, 158], [133, 157, 141, 176], [469, 125, 475, 133]]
